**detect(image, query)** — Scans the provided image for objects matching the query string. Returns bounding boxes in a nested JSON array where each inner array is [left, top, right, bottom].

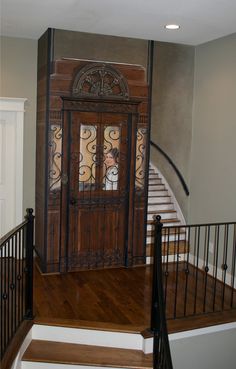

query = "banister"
[[150, 140, 189, 196], [151, 215, 173, 369]]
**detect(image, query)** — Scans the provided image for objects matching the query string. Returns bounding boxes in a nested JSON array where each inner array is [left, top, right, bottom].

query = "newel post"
[[25, 208, 34, 320], [151, 215, 163, 332]]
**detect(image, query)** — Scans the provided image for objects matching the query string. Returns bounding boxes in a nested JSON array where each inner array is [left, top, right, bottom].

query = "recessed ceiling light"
[[165, 24, 180, 30]]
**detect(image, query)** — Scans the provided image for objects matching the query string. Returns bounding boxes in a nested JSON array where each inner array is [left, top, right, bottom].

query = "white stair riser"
[[147, 221, 180, 230], [148, 204, 174, 212], [148, 197, 171, 205], [148, 183, 163, 189], [22, 363, 122, 369], [148, 188, 166, 195], [148, 174, 160, 179], [149, 185, 165, 191], [146, 233, 186, 243], [147, 212, 176, 221], [148, 192, 169, 201], [147, 223, 181, 231], [148, 179, 161, 185], [31, 325, 142, 351]]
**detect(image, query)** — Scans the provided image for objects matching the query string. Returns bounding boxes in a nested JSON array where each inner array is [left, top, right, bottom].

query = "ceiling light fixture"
[[165, 24, 180, 30]]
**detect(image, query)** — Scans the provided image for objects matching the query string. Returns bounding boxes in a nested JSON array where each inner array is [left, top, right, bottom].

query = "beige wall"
[[151, 42, 195, 219], [189, 33, 236, 223], [1, 31, 236, 224], [0, 36, 38, 212]]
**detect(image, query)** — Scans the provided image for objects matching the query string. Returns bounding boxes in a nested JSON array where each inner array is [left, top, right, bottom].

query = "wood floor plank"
[[22, 340, 153, 368], [34, 263, 236, 333]]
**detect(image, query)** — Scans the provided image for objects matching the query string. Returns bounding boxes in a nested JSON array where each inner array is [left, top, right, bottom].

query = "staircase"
[[20, 323, 153, 369], [146, 165, 187, 261]]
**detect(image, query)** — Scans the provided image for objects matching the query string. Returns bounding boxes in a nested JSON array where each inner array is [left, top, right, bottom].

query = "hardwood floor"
[[34, 263, 236, 334]]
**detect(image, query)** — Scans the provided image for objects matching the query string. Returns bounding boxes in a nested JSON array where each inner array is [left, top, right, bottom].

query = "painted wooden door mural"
[[35, 59, 149, 273], [65, 110, 130, 270]]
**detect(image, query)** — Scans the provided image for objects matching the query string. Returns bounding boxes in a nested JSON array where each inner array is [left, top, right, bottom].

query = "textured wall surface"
[[189, 33, 236, 223], [0, 36, 38, 212], [54, 29, 149, 70], [151, 41, 195, 220]]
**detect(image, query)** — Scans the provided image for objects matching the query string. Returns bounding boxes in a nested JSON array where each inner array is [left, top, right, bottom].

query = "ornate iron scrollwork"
[[72, 63, 129, 99], [135, 127, 147, 190], [48, 124, 62, 192]]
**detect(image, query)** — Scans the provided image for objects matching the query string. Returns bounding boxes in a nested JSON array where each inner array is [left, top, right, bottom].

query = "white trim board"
[[0, 97, 26, 237]]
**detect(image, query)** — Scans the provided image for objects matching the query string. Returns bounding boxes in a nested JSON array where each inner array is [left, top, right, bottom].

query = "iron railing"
[[151, 215, 173, 369], [160, 221, 236, 320], [0, 208, 34, 360]]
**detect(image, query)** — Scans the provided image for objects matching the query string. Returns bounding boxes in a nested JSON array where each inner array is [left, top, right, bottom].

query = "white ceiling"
[[1, 0, 236, 45]]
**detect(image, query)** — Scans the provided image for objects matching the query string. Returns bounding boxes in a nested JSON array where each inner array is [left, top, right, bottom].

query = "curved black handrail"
[[151, 215, 173, 369], [150, 140, 189, 196]]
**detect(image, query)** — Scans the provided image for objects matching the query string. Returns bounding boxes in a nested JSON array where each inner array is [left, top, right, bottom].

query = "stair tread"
[[22, 340, 152, 368], [147, 210, 176, 214], [148, 193, 167, 197], [148, 202, 173, 206], [146, 227, 186, 236], [147, 218, 181, 225], [146, 240, 189, 256], [148, 195, 171, 198]]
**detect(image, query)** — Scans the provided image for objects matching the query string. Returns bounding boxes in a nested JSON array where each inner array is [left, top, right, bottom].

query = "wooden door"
[[65, 110, 131, 271]]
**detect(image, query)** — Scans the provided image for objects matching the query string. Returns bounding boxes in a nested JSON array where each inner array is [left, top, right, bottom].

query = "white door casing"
[[0, 97, 26, 238]]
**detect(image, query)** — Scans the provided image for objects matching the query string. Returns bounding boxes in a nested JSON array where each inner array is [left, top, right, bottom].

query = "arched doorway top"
[[72, 63, 129, 100]]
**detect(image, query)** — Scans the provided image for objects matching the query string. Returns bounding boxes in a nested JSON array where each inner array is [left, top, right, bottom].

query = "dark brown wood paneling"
[[37, 55, 149, 272], [35, 30, 51, 270]]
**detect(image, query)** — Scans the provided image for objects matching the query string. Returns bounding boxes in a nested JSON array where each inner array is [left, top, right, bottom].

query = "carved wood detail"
[[72, 63, 129, 99]]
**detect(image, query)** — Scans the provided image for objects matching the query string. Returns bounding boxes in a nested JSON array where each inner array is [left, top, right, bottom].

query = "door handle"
[[70, 198, 77, 205]]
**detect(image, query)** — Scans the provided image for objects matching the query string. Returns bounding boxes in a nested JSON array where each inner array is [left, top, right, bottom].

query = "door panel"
[[67, 111, 130, 271]]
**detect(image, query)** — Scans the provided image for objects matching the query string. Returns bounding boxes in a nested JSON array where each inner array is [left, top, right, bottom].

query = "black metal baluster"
[[194, 226, 200, 314], [175, 227, 181, 317], [151, 215, 173, 369], [25, 208, 34, 320], [230, 224, 236, 307], [212, 225, 220, 312], [203, 225, 210, 313], [7, 239, 10, 346], [164, 227, 170, 317], [0, 245, 2, 357], [173, 227, 179, 319], [184, 226, 190, 317], [10, 236, 14, 343], [14, 232, 17, 332], [221, 224, 229, 310]]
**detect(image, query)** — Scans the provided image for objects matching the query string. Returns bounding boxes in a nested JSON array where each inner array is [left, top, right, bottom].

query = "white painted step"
[[148, 195, 170, 204], [22, 362, 95, 369], [148, 178, 161, 184], [148, 202, 174, 211], [148, 191, 169, 199], [147, 211, 177, 221], [148, 183, 163, 189], [31, 324, 143, 350], [148, 173, 160, 179], [148, 187, 166, 195]]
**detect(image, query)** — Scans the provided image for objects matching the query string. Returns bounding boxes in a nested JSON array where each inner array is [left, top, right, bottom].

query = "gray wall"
[[0, 36, 37, 212], [151, 41, 195, 220], [170, 325, 236, 369], [189, 33, 236, 223]]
